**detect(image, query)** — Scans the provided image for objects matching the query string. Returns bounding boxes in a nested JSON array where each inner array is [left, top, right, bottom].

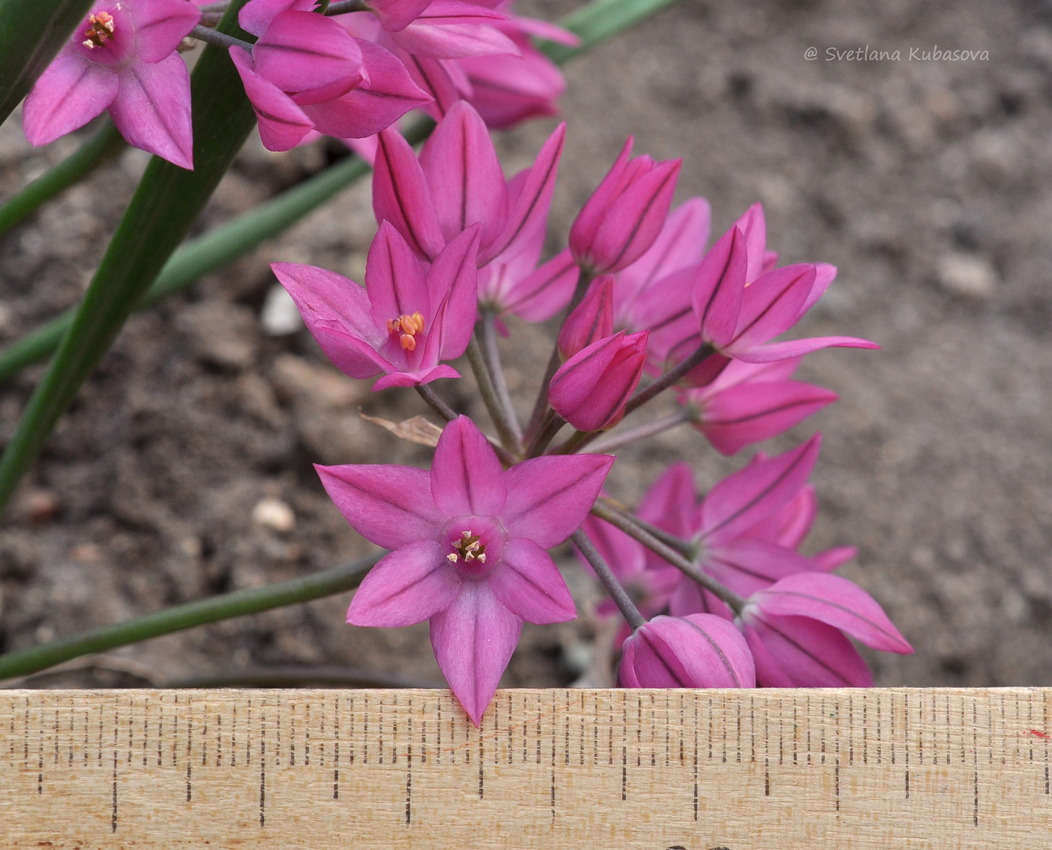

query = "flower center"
[[82, 11, 116, 49], [446, 530, 486, 565], [387, 312, 425, 352]]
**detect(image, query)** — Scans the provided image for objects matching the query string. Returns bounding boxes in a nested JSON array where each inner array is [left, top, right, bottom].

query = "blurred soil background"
[[0, 0, 1050, 690]]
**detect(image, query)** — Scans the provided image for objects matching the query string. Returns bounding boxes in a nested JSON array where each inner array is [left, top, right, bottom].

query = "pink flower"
[[677, 357, 838, 455], [685, 225, 878, 372], [373, 101, 570, 319], [739, 572, 913, 686], [569, 138, 681, 275], [22, 0, 201, 168], [618, 614, 756, 688], [347, 1, 577, 129], [655, 439, 824, 619], [230, 1, 430, 150], [557, 276, 614, 359], [272, 221, 479, 390], [321, 416, 614, 724], [549, 330, 649, 432]]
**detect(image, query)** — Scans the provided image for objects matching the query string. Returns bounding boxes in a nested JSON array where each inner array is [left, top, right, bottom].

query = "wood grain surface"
[[1, 688, 1049, 847]]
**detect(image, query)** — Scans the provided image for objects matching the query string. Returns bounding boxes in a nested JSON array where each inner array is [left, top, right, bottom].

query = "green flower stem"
[[524, 408, 567, 459], [522, 268, 595, 445], [0, 0, 98, 127], [189, 23, 253, 50], [0, 122, 125, 236], [624, 341, 717, 416], [556, 409, 692, 456], [571, 530, 645, 632], [0, 554, 380, 683], [589, 499, 746, 614], [466, 328, 520, 454], [163, 665, 440, 689], [415, 382, 459, 422], [478, 309, 523, 446]]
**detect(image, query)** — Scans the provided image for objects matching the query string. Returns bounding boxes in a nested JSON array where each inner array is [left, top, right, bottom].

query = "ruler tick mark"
[[112, 750, 118, 833]]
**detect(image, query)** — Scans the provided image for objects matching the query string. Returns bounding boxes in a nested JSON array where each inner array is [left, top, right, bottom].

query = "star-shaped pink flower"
[[318, 416, 614, 724], [23, 0, 201, 168]]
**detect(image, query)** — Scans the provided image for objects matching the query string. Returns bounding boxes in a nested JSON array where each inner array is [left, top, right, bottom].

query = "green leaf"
[[0, 1, 258, 513], [0, 0, 97, 128], [0, 120, 125, 236], [0, 554, 378, 683], [539, 0, 684, 64]]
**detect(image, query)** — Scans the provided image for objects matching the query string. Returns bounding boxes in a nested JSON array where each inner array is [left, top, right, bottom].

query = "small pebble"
[[252, 497, 295, 533]]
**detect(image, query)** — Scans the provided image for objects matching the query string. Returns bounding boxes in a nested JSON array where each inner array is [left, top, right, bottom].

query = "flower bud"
[[549, 330, 648, 431], [569, 138, 681, 274], [557, 276, 614, 359], [618, 614, 756, 688]]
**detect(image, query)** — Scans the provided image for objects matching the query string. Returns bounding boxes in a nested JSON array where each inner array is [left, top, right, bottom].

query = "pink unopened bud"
[[549, 330, 649, 431], [618, 614, 756, 688], [569, 138, 681, 274], [557, 276, 614, 359]]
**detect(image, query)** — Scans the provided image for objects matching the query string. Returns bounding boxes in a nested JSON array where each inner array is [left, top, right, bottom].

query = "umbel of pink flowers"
[[23, 0, 576, 166], [279, 102, 912, 725]]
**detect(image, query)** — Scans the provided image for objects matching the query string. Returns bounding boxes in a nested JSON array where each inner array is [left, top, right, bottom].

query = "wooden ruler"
[[1, 687, 1050, 847]]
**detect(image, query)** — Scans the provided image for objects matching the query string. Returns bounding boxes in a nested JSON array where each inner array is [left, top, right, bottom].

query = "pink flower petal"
[[130, 0, 202, 61], [618, 614, 755, 688], [701, 435, 820, 545], [726, 264, 815, 353], [346, 540, 460, 627], [23, 53, 118, 145], [692, 226, 747, 348], [373, 127, 447, 260], [108, 53, 194, 168], [392, 1, 517, 59], [485, 121, 565, 264], [426, 225, 481, 361], [430, 417, 507, 517], [489, 537, 576, 624], [430, 582, 522, 726], [320, 39, 431, 139], [229, 47, 313, 152], [501, 454, 614, 548], [705, 538, 817, 597], [742, 615, 874, 687], [731, 335, 881, 363], [367, 0, 434, 32], [365, 222, 431, 330], [420, 100, 507, 249], [253, 11, 363, 95], [315, 463, 441, 549], [696, 380, 838, 456], [753, 572, 913, 653]]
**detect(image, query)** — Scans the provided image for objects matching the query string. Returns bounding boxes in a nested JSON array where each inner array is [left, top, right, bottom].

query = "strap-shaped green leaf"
[[0, 0, 97, 128], [0, 0, 257, 512]]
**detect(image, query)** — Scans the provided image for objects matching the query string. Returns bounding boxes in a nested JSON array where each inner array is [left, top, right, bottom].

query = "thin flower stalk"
[[465, 332, 521, 454], [571, 530, 645, 631], [576, 409, 692, 455], [589, 498, 746, 614]]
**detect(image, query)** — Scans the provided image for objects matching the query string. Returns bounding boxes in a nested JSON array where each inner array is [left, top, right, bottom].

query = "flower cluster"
[[276, 102, 911, 723], [23, 0, 575, 167], [19, 0, 911, 725]]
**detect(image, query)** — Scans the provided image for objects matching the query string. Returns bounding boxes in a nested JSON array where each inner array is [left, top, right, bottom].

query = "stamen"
[[82, 11, 115, 49], [448, 529, 488, 565], [387, 311, 426, 351]]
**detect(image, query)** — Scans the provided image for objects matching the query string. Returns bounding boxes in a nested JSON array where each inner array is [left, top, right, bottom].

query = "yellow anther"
[[450, 530, 487, 566], [82, 11, 115, 48], [388, 311, 426, 351]]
